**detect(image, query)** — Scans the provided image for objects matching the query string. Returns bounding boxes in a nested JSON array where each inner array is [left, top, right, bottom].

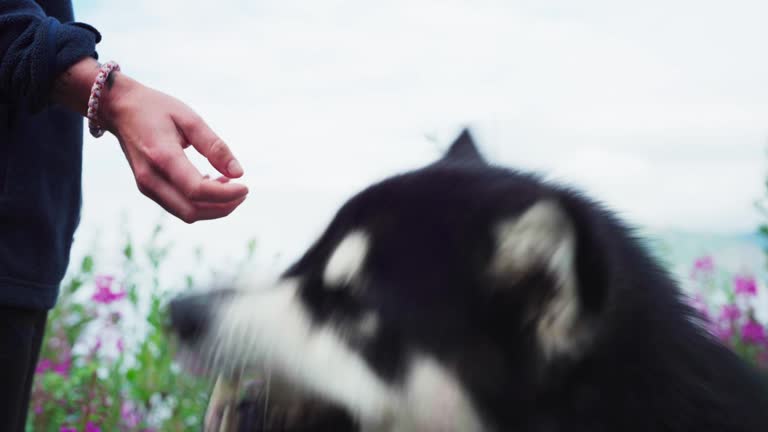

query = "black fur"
[[279, 129, 768, 430], [170, 129, 768, 431]]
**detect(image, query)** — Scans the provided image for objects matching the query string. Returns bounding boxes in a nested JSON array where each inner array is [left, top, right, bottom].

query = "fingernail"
[[227, 159, 243, 177]]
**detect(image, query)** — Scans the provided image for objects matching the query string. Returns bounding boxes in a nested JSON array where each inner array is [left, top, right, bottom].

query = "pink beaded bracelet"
[[87, 60, 120, 138]]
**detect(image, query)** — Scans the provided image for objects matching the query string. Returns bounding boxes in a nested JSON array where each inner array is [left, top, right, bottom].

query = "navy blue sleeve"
[[0, 0, 101, 112]]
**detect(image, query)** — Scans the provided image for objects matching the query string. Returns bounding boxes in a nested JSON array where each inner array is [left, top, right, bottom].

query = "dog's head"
[[168, 130, 616, 430]]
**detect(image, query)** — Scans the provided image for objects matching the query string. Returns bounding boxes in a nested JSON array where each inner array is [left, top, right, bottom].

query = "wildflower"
[[92, 337, 102, 353], [52, 358, 70, 377], [693, 256, 714, 272], [60, 427, 77, 432], [121, 401, 142, 428], [742, 320, 766, 344], [733, 275, 758, 297], [718, 304, 741, 322], [36, 357, 71, 376], [91, 274, 126, 304], [690, 255, 716, 280], [85, 421, 101, 432], [117, 338, 125, 353], [94, 274, 114, 290], [35, 359, 52, 374]]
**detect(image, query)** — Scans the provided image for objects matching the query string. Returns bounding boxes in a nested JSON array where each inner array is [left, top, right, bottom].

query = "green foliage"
[[27, 226, 256, 431]]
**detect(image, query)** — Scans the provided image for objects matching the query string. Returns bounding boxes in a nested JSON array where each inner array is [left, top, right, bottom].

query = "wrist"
[[98, 71, 140, 134], [51, 57, 142, 136], [51, 57, 101, 116]]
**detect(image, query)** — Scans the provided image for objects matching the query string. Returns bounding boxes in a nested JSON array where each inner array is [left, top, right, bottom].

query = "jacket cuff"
[[31, 18, 101, 112]]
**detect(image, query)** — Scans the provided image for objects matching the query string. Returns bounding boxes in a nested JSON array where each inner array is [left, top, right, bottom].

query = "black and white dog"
[[169, 130, 768, 431]]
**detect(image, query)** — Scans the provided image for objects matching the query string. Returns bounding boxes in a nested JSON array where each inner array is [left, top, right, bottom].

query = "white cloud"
[[72, 0, 768, 272]]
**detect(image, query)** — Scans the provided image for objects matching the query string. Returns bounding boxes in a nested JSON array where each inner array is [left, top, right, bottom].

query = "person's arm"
[[1, 1, 248, 223], [51, 56, 249, 224], [0, 0, 99, 111]]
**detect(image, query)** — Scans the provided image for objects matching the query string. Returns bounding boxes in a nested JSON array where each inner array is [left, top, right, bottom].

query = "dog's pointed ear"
[[491, 200, 575, 280], [490, 200, 594, 358], [442, 128, 486, 164]]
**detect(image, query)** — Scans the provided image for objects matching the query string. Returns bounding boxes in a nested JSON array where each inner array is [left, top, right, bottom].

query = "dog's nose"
[[168, 289, 236, 342], [168, 293, 214, 342]]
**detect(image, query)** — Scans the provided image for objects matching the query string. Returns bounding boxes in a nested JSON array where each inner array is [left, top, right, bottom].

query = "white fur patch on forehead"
[[323, 230, 370, 288]]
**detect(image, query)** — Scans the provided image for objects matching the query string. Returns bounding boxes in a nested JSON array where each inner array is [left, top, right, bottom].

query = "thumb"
[[172, 108, 244, 178]]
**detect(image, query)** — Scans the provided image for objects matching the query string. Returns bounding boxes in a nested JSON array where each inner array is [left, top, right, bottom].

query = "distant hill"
[[643, 229, 766, 276], [641, 229, 768, 321]]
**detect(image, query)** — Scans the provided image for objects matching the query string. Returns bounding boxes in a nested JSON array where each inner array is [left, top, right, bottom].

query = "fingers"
[[157, 146, 248, 203], [172, 109, 244, 178], [135, 165, 246, 224], [203, 174, 231, 184], [110, 84, 248, 222]]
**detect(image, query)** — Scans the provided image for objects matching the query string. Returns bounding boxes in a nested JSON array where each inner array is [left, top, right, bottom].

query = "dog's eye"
[[301, 276, 367, 325]]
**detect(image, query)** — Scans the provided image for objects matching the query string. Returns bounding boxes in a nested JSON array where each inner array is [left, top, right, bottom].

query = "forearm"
[[0, 0, 100, 111]]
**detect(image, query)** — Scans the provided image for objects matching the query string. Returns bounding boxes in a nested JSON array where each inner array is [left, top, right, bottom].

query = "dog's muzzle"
[[168, 289, 235, 343]]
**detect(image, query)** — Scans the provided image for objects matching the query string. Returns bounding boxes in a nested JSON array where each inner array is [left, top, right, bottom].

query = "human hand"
[[99, 73, 248, 223]]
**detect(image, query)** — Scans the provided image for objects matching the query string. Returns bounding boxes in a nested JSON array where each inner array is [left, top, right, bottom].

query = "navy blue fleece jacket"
[[0, 0, 100, 309]]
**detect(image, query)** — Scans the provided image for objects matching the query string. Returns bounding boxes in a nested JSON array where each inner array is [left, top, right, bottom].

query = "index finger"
[[172, 109, 244, 178], [159, 146, 248, 203]]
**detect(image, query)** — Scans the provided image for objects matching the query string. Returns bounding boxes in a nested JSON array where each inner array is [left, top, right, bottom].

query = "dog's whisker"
[[207, 337, 223, 376], [262, 346, 274, 432]]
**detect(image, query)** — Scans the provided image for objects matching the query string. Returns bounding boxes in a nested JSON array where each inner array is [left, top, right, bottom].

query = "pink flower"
[[36, 357, 71, 376], [694, 256, 714, 272], [91, 274, 126, 304], [718, 304, 741, 322], [36, 359, 52, 374], [734, 275, 758, 297], [116, 338, 125, 353], [92, 337, 102, 353], [60, 427, 77, 432], [690, 256, 716, 282], [121, 401, 142, 428], [52, 358, 71, 377], [34, 404, 43, 414], [85, 421, 101, 432], [741, 320, 766, 344], [95, 274, 114, 289]]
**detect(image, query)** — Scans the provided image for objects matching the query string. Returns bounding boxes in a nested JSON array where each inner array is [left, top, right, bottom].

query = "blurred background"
[[73, 0, 768, 279], [31, 1, 768, 430]]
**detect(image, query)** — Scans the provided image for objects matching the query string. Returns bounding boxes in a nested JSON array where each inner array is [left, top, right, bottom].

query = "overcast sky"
[[70, 0, 768, 272]]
